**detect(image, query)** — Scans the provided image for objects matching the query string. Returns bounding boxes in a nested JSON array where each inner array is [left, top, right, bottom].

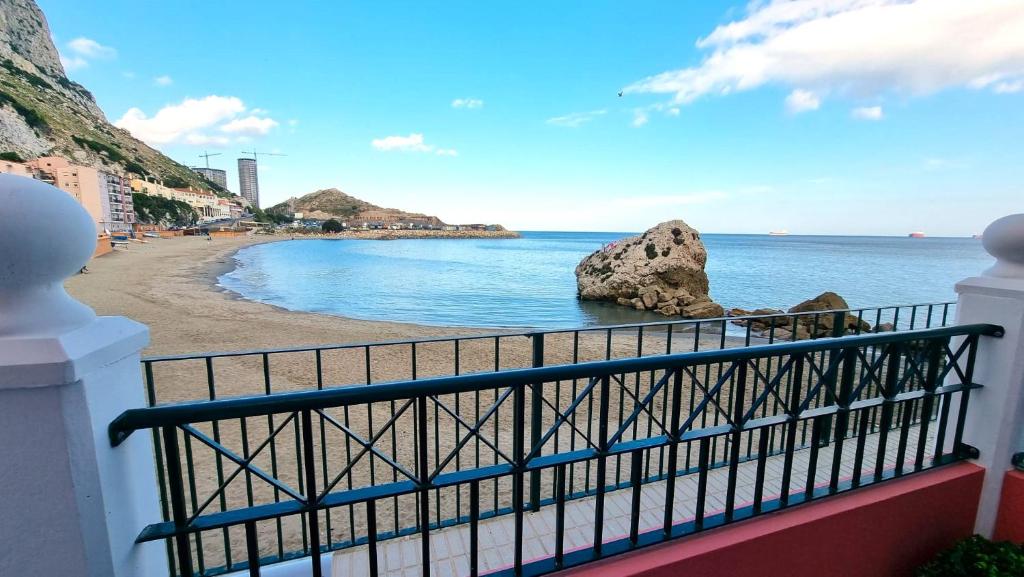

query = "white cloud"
[[60, 54, 88, 71], [287, 119, 299, 127], [994, 79, 1024, 93], [452, 98, 484, 109], [371, 133, 432, 152], [785, 89, 820, 113], [546, 109, 607, 127], [851, 105, 884, 120], [114, 95, 277, 147], [154, 75, 173, 86], [220, 116, 279, 135], [371, 133, 457, 156], [625, 0, 1024, 109], [59, 37, 117, 73], [184, 134, 232, 147], [67, 37, 117, 59], [632, 110, 650, 127]]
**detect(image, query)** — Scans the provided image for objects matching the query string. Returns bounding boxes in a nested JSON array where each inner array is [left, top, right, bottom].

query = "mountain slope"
[[0, 0, 223, 193], [269, 188, 446, 226]]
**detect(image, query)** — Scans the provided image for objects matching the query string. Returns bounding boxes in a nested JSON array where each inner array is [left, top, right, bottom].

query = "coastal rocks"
[[575, 220, 723, 319], [730, 292, 872, 339], [680, 299, 725, 319], [789, 292, 872, 334]]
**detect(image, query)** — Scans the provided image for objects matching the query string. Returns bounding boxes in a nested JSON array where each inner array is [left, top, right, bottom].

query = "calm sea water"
[[219, 232, 992, 329]]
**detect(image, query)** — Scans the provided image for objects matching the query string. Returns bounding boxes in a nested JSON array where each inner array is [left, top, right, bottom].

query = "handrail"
[[139, 300, 957, 362], [111, 323, 1000, 445]]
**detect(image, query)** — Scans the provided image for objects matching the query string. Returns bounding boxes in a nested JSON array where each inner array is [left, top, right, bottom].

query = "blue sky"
[[40, 0, 1022, 235]]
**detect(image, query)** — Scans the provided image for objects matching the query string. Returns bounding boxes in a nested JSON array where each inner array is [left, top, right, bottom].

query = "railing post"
[[951, 213, 1024, 536], [0, 175, 162, 576], [816, 310, 847, 447], [529, 333, 544, 512]]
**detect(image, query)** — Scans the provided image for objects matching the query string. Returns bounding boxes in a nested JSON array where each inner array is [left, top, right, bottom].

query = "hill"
[[268, 188, 447, 227], [0, 0, 227, 194]]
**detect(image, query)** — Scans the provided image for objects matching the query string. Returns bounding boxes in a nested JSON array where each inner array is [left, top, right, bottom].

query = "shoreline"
[[279, 229, 520, 240], [66, 235, 491, 358], [66, 235, 749, 360]]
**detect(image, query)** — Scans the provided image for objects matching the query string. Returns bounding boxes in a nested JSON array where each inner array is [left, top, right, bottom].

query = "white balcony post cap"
[[982, 213, 1024, 279], [0, 174, 97, 337]]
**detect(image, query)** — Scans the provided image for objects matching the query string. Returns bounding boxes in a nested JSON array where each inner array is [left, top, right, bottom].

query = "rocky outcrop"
[[576, 220, 723, 319], [730, 292, 872, 339], [268, 189, 515, 232]]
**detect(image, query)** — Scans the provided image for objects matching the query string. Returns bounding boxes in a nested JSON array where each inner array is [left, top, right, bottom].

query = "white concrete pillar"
[[0, 174, 164, 576], [954, 213, 1024, 536]]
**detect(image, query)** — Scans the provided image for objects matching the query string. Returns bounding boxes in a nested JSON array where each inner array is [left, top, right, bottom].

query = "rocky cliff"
[[575, 220, 724, 319], [0, 0, 220, 192]]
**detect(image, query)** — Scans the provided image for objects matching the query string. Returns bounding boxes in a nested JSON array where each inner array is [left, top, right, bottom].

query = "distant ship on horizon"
[[768, 229, 789, 236], [908, 231, 926, 238]]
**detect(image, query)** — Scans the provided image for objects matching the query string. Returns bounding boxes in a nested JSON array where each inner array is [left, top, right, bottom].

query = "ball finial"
[[0, 174, 97, 336], [981, 214, 1024, 279]]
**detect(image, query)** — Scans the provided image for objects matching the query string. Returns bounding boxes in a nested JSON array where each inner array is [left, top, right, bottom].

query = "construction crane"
[[240, 149, 287, 161], [198, 151, 222, 169]]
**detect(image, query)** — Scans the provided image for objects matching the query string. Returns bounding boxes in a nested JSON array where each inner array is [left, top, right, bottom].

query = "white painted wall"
[[0, 175, 165, 576], [954, 213, 1024, 535]]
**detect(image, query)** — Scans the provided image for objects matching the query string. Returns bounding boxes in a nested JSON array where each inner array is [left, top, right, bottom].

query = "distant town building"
[[98, 172, 135, 232], [130, 178, 240, 222], [237, 158, 259, 207], [27, 157, 103, 232], [193, 167, 228, 191], [0, 159, 34, 177], [25, 157, 134, 233]]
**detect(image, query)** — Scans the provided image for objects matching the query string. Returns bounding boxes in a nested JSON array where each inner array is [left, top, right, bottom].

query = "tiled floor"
[[332, 424, 935, 577]]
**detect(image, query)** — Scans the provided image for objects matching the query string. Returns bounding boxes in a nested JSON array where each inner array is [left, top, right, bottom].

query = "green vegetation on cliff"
[[132, 193, 198, 227]]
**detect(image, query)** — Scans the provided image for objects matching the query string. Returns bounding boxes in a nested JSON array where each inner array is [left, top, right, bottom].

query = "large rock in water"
[[575, 220, 724, 318]]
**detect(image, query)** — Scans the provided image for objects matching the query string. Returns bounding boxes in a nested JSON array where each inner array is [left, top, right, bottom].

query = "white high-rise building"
[[193, 167, 228, 191], [238, 158, 259, 207]]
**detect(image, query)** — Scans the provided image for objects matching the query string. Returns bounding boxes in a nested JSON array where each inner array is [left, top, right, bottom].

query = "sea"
[[218, 232, 992, 330]]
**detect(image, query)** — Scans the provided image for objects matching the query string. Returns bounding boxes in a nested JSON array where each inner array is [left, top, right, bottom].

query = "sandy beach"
[[66, 235, 737, 400], [66, 235, 470, 358], [65, 234, 751, 567]]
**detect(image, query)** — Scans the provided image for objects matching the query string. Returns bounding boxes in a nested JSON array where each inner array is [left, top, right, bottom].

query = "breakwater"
[[290, 229, 521, 240]]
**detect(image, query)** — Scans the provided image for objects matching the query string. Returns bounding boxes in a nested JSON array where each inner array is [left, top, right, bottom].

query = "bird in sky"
[[617, 91, 623, 97]]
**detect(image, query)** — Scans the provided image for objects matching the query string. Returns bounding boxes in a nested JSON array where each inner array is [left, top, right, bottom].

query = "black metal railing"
[[141, 302, 955, 405], [112, 319, 998, 577], [135, 302, 953, 574]]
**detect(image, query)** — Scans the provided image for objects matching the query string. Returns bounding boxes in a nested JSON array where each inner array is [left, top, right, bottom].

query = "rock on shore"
[[575, 220, 723, 319], [730, 291, 873, 339]]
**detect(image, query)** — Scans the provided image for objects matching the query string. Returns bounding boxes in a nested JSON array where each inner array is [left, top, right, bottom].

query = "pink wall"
[[994, 470, 1024, 543], [558, 463, 984, 577]]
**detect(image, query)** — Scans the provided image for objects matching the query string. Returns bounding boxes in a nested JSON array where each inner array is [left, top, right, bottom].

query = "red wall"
[[994, 470, 1024, 543], [558, 463, 984, 577]]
